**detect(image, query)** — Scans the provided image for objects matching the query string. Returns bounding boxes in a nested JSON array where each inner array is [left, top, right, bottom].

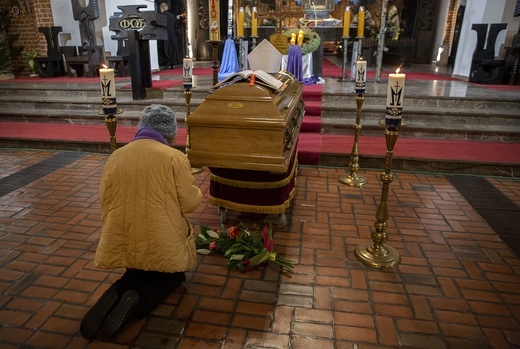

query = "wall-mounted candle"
[[357, 6, 365, 38], [183, 57, 193, 89], [100, 65, 117, 115], [342, 6, 351, 37], [355, 59, 367, 94], [297, 29, 304, 46], [238, 7, 244, 37], [252, 7, 258, 36], [385, 67, 406, 126], [209, 0, 220, 41]]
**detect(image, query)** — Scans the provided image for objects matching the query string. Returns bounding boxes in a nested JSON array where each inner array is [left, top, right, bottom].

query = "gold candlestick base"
[[355, 241, 401, 269], [99, 109, 123, 153], [339, 172, 367, 187]]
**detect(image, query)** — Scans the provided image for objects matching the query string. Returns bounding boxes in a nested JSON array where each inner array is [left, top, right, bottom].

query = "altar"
[[281, 53, 313, 79]]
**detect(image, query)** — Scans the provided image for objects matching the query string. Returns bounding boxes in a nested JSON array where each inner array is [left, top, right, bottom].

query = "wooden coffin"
[[186, 71, 305, 173]]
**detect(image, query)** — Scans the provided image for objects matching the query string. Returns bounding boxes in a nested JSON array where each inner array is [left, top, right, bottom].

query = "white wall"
[[50, 0, 159, 70], [452, 0, 510, 79]]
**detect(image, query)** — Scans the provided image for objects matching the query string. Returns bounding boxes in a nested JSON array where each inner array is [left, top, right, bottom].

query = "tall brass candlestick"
[[354, 126, 401, 268], [339, 94, 367, 187], [184, 88, 202, 175], [339, 36, 350, 82]]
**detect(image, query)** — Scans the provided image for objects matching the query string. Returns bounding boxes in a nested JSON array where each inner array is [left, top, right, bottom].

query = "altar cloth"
[[282, 53, 313, 79]]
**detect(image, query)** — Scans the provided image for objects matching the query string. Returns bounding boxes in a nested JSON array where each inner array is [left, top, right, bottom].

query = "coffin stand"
[[187, 71, 305, 227]]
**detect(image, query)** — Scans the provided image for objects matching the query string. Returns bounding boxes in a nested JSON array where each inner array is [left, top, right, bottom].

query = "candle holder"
[[339, 94, 367, 187], [354, 125, 401, 269], [238, 36, 245, 71], [98, 108, 123, 153], [206, 40, 221, 86], [338, 36, 350, 82], [184, 87, 203, 175]]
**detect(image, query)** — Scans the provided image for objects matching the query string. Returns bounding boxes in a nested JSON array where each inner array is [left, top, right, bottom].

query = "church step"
[[0, 85, 518, 143], [322, 93, 520, 111], [323, 119, 520, 143]]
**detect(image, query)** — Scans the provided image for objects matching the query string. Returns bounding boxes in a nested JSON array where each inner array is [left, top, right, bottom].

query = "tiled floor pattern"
[[1, 149, 520, 349]]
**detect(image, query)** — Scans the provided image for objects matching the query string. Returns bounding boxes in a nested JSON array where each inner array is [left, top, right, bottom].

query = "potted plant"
[[26, 52, 38, 76]]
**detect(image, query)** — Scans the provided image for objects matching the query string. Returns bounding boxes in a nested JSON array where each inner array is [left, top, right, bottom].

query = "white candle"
[[355, 60, 366, 94], [100, 66, 117, 115], [183, 57, 193, 89], [386, 68, 406, 126]]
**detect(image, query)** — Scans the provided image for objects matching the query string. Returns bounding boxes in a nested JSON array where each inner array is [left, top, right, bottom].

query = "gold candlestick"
[[184, 88, 202, 175], [105, 115, 117, 152], [339, 36, 350, 82], [339, 94, 367, 187], [355, 126, 401, 268], [98, 109, 122, 153]]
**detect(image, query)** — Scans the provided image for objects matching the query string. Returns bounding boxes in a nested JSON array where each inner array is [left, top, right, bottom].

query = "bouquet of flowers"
[[195, 224, 294, 272]]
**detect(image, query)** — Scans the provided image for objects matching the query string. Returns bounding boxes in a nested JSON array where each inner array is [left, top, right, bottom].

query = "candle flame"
[[102, 64, 108, 69], [395, 64, 403, 74]]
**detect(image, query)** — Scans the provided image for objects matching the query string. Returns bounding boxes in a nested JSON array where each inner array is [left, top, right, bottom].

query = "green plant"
[[0, 8, 24, 74], [26, 52, 38, 75]]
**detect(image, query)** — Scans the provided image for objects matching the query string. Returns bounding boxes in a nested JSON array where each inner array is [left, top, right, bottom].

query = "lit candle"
[[386, 67, 406, 126], [290, 37, 295, 45], [183, 57, 193, 89], [342, 6, 351, 37], [297, 30, 304, 46], [252, 7, 258, 36], [355, 59, 366, 95], [100, 65, 117, 115], [357, 6, 365, 38], [238, 7, 244, 37], [209, 0, 220, 41]]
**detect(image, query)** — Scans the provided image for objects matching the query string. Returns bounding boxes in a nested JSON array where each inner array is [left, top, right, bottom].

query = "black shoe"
[[80, 288, 119, 339], [101, 290, 140, 338]]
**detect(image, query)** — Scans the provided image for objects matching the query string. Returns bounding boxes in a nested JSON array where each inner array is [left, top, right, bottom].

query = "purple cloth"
[[133, 127, 169, 145], [287, 45, 303, 81]]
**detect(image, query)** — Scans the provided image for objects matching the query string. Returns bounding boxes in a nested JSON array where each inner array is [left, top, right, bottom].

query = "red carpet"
[[121, 80, 183, 90], [472, 83, 520, 91], [298, 84, 323, 165], [322, 58, 457, 81], [2, 122, 518, 164], [6, 76, 129, 84]]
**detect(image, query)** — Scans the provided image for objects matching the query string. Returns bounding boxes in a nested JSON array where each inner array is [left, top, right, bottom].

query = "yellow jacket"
[[94, 139, 202, 273]]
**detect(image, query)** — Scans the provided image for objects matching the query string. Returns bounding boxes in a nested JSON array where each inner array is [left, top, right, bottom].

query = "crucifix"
[[256, 0, 304, 34]]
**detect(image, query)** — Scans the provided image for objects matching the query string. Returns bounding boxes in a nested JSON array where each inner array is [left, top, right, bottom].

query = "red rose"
[[209, 241, 218, 251], [228, 226, 240, 239]]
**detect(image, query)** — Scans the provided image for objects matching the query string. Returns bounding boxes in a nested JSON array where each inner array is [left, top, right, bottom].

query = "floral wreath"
[[196, 224, 293, 272], [282, 27, 321, 55]]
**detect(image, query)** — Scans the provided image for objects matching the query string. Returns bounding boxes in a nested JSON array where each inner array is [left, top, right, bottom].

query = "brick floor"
[[1, 149, 520, 348]]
